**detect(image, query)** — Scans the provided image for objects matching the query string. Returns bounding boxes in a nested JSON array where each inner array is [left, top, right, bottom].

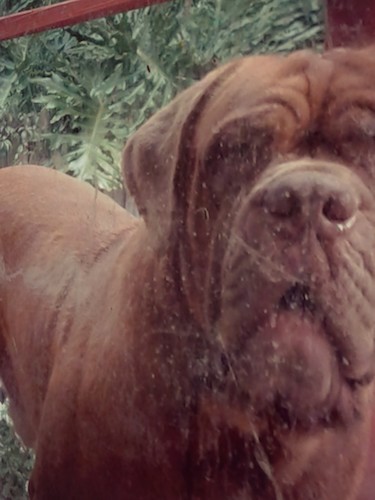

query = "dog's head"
[[123, 47, 375, 434]]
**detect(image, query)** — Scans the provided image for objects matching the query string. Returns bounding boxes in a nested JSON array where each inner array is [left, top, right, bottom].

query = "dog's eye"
[[208, 140, 252, 162], [206, 133, 272, 178], [205, 120, 272, 160], [200, 122, 274, 201]]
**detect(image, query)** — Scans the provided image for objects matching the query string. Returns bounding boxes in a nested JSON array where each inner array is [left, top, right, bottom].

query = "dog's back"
[[0, 165, 137, 448]]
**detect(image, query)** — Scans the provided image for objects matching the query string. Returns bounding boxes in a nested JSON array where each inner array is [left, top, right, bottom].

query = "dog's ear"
[[122, 64, 235, 236]]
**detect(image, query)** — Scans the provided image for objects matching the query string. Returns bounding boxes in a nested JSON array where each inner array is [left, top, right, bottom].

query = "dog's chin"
[[219, 308, 369, 432]]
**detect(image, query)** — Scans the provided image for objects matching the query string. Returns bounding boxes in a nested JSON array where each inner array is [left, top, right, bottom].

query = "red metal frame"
[[0, 0, 170, 41], [325, 0, 375, 47], [0, 2, 372, 51]]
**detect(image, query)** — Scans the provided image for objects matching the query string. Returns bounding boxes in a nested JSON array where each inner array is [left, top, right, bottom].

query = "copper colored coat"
[[1, 46, 375, 499]]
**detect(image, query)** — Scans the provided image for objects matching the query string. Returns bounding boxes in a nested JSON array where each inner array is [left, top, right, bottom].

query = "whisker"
[[252, 428, 284, 500], [217, 334, 240, 389], [230, 232, 300, 283]]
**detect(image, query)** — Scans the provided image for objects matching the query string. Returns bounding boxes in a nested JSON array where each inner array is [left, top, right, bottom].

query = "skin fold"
[[1, 46, 375, 499]]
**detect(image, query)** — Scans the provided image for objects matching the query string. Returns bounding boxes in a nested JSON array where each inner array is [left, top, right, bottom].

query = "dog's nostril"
[[253, 169, 361, 240], [322, 194, 356, 223]]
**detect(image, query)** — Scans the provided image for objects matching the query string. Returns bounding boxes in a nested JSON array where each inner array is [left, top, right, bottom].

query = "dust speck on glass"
[[0, 1, 325, 498]]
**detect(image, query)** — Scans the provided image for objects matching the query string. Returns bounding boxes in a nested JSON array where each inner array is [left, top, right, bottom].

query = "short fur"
[[1, 46, 375, 499]]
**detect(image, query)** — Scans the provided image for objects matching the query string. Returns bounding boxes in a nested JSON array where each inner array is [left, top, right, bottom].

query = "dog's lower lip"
[[226, 308, 374, 418]]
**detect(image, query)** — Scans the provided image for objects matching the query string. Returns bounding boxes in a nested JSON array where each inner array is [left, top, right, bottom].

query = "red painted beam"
[[325, 0, 375, 47], [0, 0, 170, 41]]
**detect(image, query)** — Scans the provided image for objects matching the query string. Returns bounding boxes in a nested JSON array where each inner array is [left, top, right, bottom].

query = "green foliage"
[[0, 403, 34, 499], [0, 0, 323, 189]]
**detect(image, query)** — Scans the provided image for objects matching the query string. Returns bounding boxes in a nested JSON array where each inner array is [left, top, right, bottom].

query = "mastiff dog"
[[1, 46, 375, 499]]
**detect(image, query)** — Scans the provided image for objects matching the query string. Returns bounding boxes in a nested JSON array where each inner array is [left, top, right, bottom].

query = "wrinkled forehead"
[[193, 48, 375, 159], [193, 52, 328, 158]]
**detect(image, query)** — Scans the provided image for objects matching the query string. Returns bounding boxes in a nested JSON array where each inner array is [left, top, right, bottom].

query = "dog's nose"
[[257, 168, 359, 238]]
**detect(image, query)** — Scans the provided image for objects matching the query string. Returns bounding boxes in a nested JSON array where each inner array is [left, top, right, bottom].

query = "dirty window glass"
[[5, 1, 364, 499]]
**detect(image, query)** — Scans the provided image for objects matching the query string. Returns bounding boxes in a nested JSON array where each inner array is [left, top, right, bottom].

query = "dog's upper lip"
[[323, 316, 375, 389], [277, 284, 374, 389]]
